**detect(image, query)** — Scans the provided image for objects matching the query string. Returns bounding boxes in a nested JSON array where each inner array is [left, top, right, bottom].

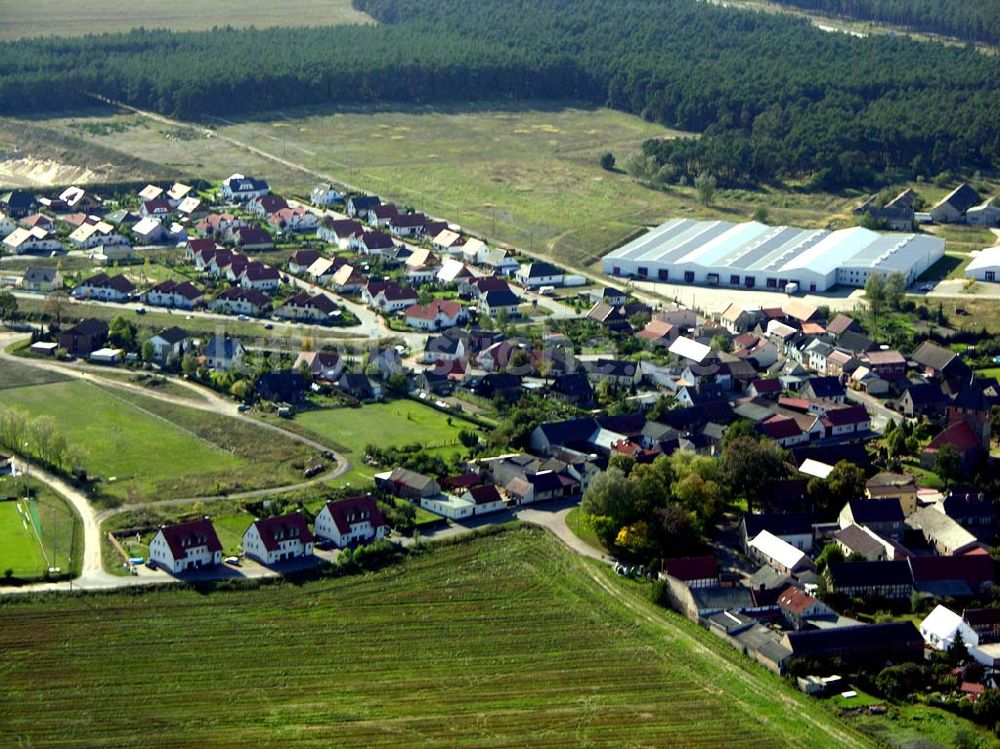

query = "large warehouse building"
[[602, 219, 944, 293]]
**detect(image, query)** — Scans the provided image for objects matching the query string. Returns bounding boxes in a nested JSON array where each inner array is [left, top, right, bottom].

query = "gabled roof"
[[785, 622, 921, 657], [834, 524, 885, 559], [909, 554, 994, 590], [933, 184, 981, 215], [520, 261, 560, 278], [466, 485, 503, 506], [323, 495, 385, 535], [925, 420, 980, 454], [826, 314, 856, 336], [777, 585, 821, 615], [152, 326, 191, 345], [846, 498, 903, 525], [159, 519, 222, 558], [663, 555, 718, 582], [902, 382, 948, 406], [828, 560, 911, 588], [911, 340, 963, 373], [742, 512, 812, 538], [250, 512, 314, 551], [803, 376, 845, 399], [360, 229, 395, 249], [822, 405, 869, 427]]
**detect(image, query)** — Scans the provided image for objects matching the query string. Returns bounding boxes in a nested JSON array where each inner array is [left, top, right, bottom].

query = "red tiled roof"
[[663, 555, 718, 582], [323, 495, 385, 535], [405, 299, 462, 320], [467, 485, 502, 506], [751, 378, 781, 393], [761, 416, 802, 439], [823, 405, 869, 427], [160, 519, 222, 559], [251, 512, 314, 552], [926, 420, 980, 454], [777, 585, 820, 615]]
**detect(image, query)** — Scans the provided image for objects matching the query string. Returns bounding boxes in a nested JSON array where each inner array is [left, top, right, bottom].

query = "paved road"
[[846, 388, 902, 432]]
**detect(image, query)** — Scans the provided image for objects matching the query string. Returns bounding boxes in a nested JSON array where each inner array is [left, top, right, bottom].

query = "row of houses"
[[148, 496, 386, 573]]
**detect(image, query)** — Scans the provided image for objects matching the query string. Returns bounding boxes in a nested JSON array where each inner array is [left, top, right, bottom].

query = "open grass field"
[[0, 527, 870, 748], [22, 105, 862, 271], [0, 373, 317, 504], [0, 0, 373, 40], [0, 476, 81, 580], [0, 358, 71, 390]]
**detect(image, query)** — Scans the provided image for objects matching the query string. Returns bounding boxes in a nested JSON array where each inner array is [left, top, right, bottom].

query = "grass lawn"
[[0, 527, 870, 748], [1, 374, 317, 505], [566, 507, 608, 554], [976, 367, 1000, 379], [291, 399, 468, 456], [0, 0, 373, 40], [0, 359, 70, 390], [0, 476, 81, 580]]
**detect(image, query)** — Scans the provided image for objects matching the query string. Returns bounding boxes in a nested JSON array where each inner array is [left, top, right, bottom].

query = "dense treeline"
[[0, 0, 997, 187], [767, 0, 1000, 46]]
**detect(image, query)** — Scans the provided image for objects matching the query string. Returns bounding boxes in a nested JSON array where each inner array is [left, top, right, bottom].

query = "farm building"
[[601, 219, 944, 293], [966, 246, 1000, 283]]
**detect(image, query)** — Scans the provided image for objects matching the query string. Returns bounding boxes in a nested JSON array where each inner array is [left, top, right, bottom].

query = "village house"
[[275, 290, 339, 323], [346, 195, 380, 218], [18, 266, 62, 292], [739, 513, 813, 552], [389, 212, 429, 238], [287, 249, 322, 275], [140, 198, 173, 220], [516, 261, 563, 289], [142, 279, 203, 310], [920, 605, 979, 652], [68, 220, 127, 250], [148, 518, 222, 574], [318, 217, 363, 247], [197, 212, 244, 238], [747, 530, 814, 577], [405, 300, 466, 330], [826, 560, 913, 599], [293, 351, 343, 382], [367, 203, 399, 228], [147, 326, 192, 363], [363, 281, 418, 313], [479, 288, 521, 318], [376, 467, 442, 500], [202, 335, 245, 372], [240, 262, 281, 292], [3, 226, 63, 254], [58, 318, 108, 356], [267, 206, 320, 233], [329, 264, 367, 293], [314, 495, 387, 548], [221, 174, 270, 203], [662, 556, 719, 589], [460, 485, 508, 515], [353, 229, 396, 256], [232, 226, 274, 251], [833, 524, 890, 562], [242, 511, 315, 565], [839, 498, 905, 539], [898, 382, 949, 418], [783, 622, 923, 670], [255, 371, 306, 403], [0, 190, 37, 218], [73, 273, 135, 303], [865, 472, 918, 514], [911, 340, 971, 384], [310, 183, 344, 207], [211, 287, 271, 317], [777, 586, 835, 630]]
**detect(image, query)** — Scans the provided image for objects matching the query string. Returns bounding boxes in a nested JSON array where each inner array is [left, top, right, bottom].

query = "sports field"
[[0, 527, 870, 748], [0, 0, 373, 40], [0, 476, 81, 580], [1, 375, 318, 504]]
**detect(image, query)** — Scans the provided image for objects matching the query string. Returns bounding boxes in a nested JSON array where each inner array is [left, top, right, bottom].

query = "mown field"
[[0, 374, 318, 504], [0, 358, 71, 391], [0, 476, 81, 580], [0, 0, 373, 40], [0, 527, 870, 748]]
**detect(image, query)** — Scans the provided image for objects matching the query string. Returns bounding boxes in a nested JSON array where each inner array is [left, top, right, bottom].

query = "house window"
[[987, 271, 996, 282], [658, 269, 669, 281], [744, 276, 755, 288], [638, 267, 648, 277], [612, 266, 621, 276], [684, 271, 695, 283], [766, 278, 777, 289], [730, 275, 740, 286]]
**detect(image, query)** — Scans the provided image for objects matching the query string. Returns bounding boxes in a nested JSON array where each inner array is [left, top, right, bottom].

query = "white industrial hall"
[[602, 219, 944, 293]]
